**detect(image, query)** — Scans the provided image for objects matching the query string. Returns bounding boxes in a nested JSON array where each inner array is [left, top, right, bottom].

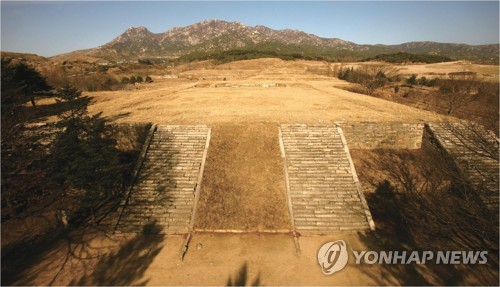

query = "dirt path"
[[195, 124, 290, 230]]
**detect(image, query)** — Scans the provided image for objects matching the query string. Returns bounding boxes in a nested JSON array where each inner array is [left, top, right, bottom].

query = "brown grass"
[[33, 58, 484, 126], [194, 124, 290, 231]]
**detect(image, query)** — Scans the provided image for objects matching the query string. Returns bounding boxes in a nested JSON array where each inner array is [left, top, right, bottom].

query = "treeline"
[[120, 75, 153, 85], [42, 66, 154, 92], [179, 49, 455, 65], [336, 64, 498, 131], [179, 49, 330, 64], [337, 65, 400, 95], [40, 60, 156, 92], [363, 52, 453, 64], [177, 41, 375, 64]]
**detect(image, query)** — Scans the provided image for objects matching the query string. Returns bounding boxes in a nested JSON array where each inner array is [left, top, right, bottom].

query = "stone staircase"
[[115, 125, 210, 234], [427, 123, 499, 210], [279, 124, 375, 234]]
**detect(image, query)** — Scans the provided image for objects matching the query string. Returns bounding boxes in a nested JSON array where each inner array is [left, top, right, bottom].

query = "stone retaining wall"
[[340, 122, 425, 149]]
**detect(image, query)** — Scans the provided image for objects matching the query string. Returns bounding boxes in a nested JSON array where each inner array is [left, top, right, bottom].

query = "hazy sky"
[[1, 1, 499, 57]]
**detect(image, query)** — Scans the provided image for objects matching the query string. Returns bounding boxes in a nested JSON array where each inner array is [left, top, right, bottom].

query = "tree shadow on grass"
[[69, 221, 165, 286], [18, 96, 92, 123]]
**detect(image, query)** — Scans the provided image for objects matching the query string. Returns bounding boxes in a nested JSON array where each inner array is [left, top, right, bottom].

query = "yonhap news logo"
[[317, 240, 349, 275], [318, 240, 488, 275]]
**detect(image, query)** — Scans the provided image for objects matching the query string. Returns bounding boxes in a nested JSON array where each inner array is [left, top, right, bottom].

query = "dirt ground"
[[9, 230, 496, 286], [195, 124, 290, 231]]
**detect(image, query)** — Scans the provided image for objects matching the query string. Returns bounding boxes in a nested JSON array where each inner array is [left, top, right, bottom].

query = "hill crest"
[[53, 19, 499, 64]]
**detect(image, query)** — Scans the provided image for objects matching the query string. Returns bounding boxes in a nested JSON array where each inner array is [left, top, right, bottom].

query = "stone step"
[[427, 123, 499, 211], [280, 124, 374, 233], [115, 125, 209, 234]]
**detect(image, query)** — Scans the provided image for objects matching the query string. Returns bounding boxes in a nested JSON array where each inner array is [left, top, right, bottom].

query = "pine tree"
[[51, 84, 121, 218], [12, 62, 52, 107]]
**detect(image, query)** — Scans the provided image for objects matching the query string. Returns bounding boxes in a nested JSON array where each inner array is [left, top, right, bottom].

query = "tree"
[[338, 66, 353, 81], [444, 92, 471, 115], [436, 74, 478, 115], [136, 76, 143, 83], [338, 65, 399, 95], [5, 62, 52, 108], [406, 74, 417, 87], [145, 76, 153, 83], [439, 73, 478, 94], [103, 77, 119, 90], [418, 76, 428, 87], [121, 77, 130, 84], [14, 62, 52, 107], [1, 59, 69, 213], [55, 84, 86, 126], [1, 59, 24, 115], [51, 84, 122, 219], [129, 76, 137, 84], [360, 65, 399, 95]]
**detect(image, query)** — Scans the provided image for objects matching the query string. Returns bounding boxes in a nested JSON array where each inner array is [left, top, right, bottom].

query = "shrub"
[[406, 74, 418, 86]]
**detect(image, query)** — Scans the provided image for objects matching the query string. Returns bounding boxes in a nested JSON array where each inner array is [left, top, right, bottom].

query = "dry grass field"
[[335, 60, 499, 80], [78, 58, 450, 125], [34, 58, 498, 127]]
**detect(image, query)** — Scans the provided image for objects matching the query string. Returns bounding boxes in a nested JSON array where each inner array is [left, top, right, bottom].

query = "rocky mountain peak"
[[79, 19, 498, 64]]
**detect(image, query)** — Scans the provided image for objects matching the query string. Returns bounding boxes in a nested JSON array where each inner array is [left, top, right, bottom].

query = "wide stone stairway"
[[115, 125, 210, 234], [279, 124, 375, 234]]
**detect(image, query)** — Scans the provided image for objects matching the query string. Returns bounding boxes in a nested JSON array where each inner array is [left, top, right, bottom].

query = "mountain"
[[58, 20, 499, 64], [387, 42, 499, 64]]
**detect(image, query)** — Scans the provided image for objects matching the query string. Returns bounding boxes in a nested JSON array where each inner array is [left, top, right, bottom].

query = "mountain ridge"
[[54, 19, 499, 64]]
